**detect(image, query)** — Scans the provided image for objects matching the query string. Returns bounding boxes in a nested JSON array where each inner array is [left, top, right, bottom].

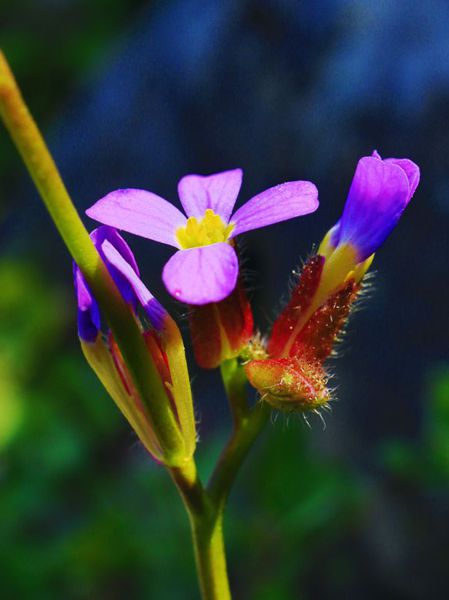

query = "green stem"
[[0, 51, 184, 464], [169, 461, 231, 600], [170, 385, 271, 599], [220, 358, 250, 427], [208, 401, 270, 507], [190, 510, 231, 600]]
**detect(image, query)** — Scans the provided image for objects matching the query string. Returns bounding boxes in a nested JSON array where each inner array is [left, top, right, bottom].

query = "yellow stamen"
[[176, 208, 235, 249]]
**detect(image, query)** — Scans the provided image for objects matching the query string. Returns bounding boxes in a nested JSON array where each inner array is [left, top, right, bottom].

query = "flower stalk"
[[0, 50, 184, 464]]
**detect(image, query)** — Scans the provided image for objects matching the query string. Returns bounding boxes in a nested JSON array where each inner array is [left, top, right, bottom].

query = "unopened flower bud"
[[74, 226, 196, 466], [245, 357, 329, 412]]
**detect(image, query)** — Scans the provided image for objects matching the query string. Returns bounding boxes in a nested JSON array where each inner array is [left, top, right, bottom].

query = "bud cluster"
[[74, 152, 419, 454]]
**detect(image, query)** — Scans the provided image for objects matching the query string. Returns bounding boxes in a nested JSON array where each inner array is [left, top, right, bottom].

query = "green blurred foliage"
[[380, 368, 449, 487]]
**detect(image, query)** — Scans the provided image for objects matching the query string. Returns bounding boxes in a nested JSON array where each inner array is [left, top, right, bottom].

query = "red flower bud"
[[245, 255, 361, 414], [189, 281, 254, 369], [245, 357, 329, 412]]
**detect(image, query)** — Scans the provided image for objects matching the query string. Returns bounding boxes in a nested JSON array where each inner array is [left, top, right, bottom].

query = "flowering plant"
[[0, 52, 418, 600]]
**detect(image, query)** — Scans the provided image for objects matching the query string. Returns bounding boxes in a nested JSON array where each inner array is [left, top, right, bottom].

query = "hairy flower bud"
[[246, 151, 419, 415], [245, 357, 329, 412]]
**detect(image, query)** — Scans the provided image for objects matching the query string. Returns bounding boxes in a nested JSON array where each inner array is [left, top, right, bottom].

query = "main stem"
[[191, 511, 230, 600], [170, 461, 231, 600], [171, 364, 270, 599], [0, 51, 183, 463]]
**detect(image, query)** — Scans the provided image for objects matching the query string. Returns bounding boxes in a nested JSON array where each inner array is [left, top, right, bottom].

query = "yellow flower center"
[[176, 208, 235, 249]]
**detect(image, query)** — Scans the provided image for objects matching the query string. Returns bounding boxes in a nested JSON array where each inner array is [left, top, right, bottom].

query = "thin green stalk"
[[0, 51, 184, 464], [220, 358, 250, 427], [190, 511, 231, 600], [169, 461, 231, 600], [208, 401, 270, 507], [170, 367, 270, 599]]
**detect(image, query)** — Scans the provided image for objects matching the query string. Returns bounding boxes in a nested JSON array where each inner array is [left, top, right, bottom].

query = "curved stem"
[[220, 358, 250, 427], [170, 383, 271, 600], [208, 401, 270, 507], [0, 51, 184, 463], [169, 460, 231, 600]]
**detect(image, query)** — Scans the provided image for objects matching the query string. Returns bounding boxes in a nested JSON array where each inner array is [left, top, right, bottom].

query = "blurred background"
[[1, 1, 449, 598]]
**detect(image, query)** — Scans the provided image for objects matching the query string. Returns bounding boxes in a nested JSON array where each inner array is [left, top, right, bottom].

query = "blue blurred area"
[[2, 0, 449, 598]]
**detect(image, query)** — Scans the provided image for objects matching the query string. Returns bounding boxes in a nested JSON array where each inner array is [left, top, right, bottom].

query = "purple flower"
[[86, 169, 319, 305], [329, 151, 420, 261], [74, 226, 165, 342]]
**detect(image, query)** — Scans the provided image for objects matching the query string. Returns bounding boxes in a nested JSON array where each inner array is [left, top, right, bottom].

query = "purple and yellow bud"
[[246, 151, 419, 414], [74, 226, 196, 466]]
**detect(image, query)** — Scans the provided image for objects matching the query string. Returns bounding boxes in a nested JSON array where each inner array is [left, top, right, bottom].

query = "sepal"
[[289, 279, 359, 361], [189, 281, 253, 369], [269, 254, 362, 360], [81, 335, 165, 462], [268, 256, 324, 358]]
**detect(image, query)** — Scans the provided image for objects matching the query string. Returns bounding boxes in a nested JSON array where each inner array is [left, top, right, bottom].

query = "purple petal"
[[229, 181, 319, 237], [86, 189, 186, 247], [372, 150, 420, 200], [92, 226, 139, 274], [101, 239, 166, 330], [329, 220, 342, 247], [91, 226, 139, 306], [73, 264, 100, 342], [162, 243, 238, 305], [178, 169, 242, 222], [384, 158, 420, 199], [339, 156, 411, 260]]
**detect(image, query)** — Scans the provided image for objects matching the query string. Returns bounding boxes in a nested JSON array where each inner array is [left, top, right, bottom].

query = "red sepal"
[[268, 256, 324, 357], [290, 280, 360, 361], [189, 282, 254, 369]]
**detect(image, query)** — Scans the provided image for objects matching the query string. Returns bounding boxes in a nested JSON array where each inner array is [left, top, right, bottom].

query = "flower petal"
[[162, 243, 238, 305], [86, 189, 186, 247], [339, 156, 411, 260], [229, 181, 319, 236], [101, 239, 166, 330], [91, 226, 140, 306], [384, 158, 420, 199], [177, 169, 243, 222], [73, 264, 100, 342], [92, 226, 139, 274], [372, 151, 420, 201]]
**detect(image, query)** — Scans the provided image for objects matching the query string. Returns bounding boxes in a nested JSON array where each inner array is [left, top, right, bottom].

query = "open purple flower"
[[86, 169, 319, 305], [327, 150, 420, 261]]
